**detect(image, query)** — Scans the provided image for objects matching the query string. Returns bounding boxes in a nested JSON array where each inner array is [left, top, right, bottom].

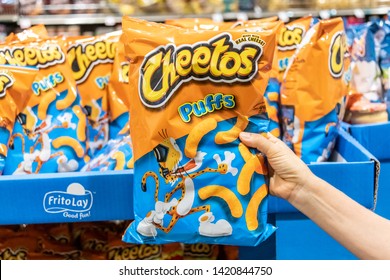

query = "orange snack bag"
[[107, 38, 130, 138], [5, 24, 49, 43], [281, 17, 350, 163], [66, 31, 120, 156], [0, 37, 88, 175], [276, 16, 313, 83], [122, 17, 279, 246]]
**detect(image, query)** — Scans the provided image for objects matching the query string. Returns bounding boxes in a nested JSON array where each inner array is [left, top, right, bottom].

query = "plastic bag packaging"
[[107, 38, 130, 139], [346, 21, 383, 102], [5, 24, 49, 43], [81, 134, 133, 171], [0, 37, 88, 174], [276, 16, 313, 83], [0, 65, 37, 175], [66, 31, 121, 156], [166, 17, 283, 139], [343, 20, 388, 124], [121, 17, 279, 246], [281, 17, 350, 163], [82, 36, 134, 172], [378, 20, 390, 120]]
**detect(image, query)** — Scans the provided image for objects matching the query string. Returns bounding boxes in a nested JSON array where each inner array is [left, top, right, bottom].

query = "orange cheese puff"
[[245, 184, 268, 231], [185, 118, 217, 158], [72, 105, 87, 142], [52, 136, 85, 158], [215, 115, 249, 144]]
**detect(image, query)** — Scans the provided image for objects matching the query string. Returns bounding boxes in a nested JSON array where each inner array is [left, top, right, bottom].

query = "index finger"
[[239, 132, 277, 156]]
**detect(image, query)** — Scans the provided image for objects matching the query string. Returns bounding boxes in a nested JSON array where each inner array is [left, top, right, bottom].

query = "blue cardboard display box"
[[0, 170, 134, 225], [268, 128, 380, 213], [342, 121, 390, 162], [0, 128, 379, 226]]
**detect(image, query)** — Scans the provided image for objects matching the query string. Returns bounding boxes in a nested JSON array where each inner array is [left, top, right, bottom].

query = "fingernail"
[[240, 132, 251, 140]]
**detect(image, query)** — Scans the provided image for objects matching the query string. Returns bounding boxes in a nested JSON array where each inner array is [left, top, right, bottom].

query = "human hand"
[[239, 132, 315, 201]]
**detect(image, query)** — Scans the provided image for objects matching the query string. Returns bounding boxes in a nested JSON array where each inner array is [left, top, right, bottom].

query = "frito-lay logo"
[[0, 248, 27, 260], [68, 40, 117, 84], [107, 244, 161, 260], [278, 26, 305, 51], [329, 31, 346, 78], [0, 73, 14, 98], [0, 45, 65, 68], [139, 33, 263, 108]]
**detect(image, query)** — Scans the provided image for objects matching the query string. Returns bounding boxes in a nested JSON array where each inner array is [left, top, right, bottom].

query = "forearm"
[[288, 175, 390, 260]]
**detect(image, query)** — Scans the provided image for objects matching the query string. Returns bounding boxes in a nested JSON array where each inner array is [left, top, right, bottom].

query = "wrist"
[[286, 170, 319, 205]]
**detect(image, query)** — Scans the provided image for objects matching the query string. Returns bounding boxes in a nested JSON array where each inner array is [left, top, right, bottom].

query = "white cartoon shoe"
[[137, 199, 178, 237], [137, 212, 158, 237], [154, 198, 178, 223], [198, 212, 233, 237]]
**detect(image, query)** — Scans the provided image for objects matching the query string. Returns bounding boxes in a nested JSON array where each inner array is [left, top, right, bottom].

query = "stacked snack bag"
[[0, 66, 37, 174], [280, 17, 350, 163], [0, 28, 89, 174], [343, 20, 388, 124], [66, 31, 121, 157]]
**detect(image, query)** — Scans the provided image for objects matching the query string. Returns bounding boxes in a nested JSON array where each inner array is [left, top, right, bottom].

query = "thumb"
[[239, 132, 277, 156]]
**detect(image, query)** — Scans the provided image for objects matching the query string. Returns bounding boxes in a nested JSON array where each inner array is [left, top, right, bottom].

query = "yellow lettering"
[[278, 26, 304, 51], [67, 40, 117, 84], [106, 245, 161, 260], [140, 33, 262, 108], [0, 248, 27, 260], [329, 32, 345, 78], [219, 52, 241, 77], [176, 49, 192, 76], [120, 62, 129, 83], [192, 47, 211, 75], [210, 37, 229, 77], [0, 73, 14, 97], [0, 45, 65, 68]]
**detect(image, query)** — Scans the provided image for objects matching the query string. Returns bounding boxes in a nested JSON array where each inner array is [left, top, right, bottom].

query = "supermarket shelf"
[[10, 7, 390, 27], [17, 14, 121, 26], [0, 14, 18, 23]]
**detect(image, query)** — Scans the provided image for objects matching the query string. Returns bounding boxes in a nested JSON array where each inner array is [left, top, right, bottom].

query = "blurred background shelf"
[[0, 0, 387, 27]]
